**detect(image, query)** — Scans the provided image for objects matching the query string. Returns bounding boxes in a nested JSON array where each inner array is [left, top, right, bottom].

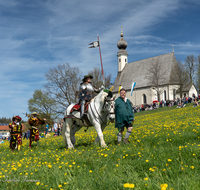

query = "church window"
[[125, 58, 127, 62], [119, 58, 121, 62], [163, 90, 166, 101], [173, 89, 176, 99], [143, 94, 147, 104]]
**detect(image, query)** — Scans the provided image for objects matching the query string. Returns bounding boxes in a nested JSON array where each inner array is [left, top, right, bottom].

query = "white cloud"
[[0, 0, 199, 118]]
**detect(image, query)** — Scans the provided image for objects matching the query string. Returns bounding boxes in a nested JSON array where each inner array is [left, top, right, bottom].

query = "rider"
[[79, 74, 104, 119], [9, 116, 22, 151]]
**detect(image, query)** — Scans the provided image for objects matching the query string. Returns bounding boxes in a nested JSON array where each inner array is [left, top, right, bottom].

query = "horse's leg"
[[70, 124, 82, 146], [94, 123, 106, 144], [65, 119, 74, 149], [94, 122, 107, 148]]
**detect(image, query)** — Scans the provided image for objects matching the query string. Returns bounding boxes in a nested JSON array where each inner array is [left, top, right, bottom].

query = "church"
[[113, 30, 197, 105]]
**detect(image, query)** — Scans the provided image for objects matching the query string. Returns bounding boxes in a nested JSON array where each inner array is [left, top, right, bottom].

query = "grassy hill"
[[0, 104, 200, 190]]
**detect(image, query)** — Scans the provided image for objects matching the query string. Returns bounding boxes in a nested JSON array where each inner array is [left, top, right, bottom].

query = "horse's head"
[[103, 89, 116, 123]]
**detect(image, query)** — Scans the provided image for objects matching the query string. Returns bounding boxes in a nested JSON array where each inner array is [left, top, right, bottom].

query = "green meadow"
[[0, 104, 200, 190]]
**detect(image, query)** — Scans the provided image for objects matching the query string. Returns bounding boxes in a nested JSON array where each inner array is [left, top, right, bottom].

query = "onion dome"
[[117, 30, 127, 50]]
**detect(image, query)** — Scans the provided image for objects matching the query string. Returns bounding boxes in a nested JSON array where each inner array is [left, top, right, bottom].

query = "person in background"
[[27, 129, 30, 140], [24, 131, 27, 140], [54, 122, 58, 136], [57, 123, 60, 136], [45, 122, 49, 135], [53, 122, 58, 132]]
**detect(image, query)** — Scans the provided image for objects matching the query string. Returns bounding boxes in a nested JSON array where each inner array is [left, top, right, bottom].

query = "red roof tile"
[[0, 124, 26, 131]]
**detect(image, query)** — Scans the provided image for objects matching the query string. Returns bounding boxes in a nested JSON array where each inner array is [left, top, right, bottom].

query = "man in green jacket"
[[115, 88, 135, 144]]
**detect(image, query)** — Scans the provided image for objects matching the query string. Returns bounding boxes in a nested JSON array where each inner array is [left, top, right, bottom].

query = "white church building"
[[113, 30, 197, 105]]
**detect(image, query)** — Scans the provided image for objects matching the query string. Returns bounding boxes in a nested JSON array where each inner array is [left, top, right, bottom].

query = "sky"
[[0, 0, 200, 120]]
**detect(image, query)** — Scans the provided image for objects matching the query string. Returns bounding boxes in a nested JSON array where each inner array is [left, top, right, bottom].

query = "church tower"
[[117, 27, 128, 72]]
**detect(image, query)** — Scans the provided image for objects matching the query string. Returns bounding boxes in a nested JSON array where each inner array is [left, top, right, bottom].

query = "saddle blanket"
[[70, 102, 89, 113]]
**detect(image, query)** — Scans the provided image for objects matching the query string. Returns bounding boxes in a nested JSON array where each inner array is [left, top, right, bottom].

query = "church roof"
[[176, 83, 194, 93], [113, 52, 177, 92]]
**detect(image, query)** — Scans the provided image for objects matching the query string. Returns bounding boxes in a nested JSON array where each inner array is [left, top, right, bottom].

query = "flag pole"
[[97, 35, 105, 86]]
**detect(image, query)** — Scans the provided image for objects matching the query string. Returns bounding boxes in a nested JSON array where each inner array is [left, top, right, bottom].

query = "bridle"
[[89, 96, 115, 125], [102, 98, 115, 115]]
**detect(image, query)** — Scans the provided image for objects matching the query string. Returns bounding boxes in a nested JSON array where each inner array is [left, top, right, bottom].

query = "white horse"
[[62, 89, 115, 149]]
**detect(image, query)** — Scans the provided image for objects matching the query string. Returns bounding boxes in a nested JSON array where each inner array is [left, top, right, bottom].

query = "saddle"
[[70, 102, 89, 114], [64, 102, 91, 126]]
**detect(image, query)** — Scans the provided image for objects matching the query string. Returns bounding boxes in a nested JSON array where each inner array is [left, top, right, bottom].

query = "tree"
[[184, 55, 196, 83], [147, 59, 166, 101], [196, 54, 200, 93], [28, 89, 58, 126], [88, 67, 113, 89], [0, 117, 12, 123], [170, 60, 189, 98], [44, 63, 82, 114]]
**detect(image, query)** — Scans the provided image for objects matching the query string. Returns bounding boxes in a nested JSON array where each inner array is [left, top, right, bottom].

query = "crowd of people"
[[132, 93, 200, 112], [22, 121, 63, 140]]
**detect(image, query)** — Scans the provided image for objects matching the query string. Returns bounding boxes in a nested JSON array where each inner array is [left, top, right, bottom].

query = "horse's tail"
[[62, 119, 67, 146]]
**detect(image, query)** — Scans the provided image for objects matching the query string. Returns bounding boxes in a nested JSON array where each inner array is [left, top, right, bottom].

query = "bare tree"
[[184, 55, 197, 83], [45, 63, 82, 114], [28, 89, 59, 130], [196, 54, 200, 93], [170, 60, 189, 98], [147, 59, 166, 101], [88, 67, 113, 89]]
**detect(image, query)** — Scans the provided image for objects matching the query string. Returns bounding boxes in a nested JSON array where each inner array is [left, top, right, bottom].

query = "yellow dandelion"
[[123, 183, 130, 188], [129, 184, 135, 188], [144, 177, 148, 181], [160, 184, 168, 190], [36, 182, 40, 185]]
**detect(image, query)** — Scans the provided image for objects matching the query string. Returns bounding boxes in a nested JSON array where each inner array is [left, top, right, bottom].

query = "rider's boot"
[[80, 100, 86, 119]]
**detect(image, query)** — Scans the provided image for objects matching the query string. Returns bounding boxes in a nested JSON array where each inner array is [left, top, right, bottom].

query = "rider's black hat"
[[82, 74, 93, 82]]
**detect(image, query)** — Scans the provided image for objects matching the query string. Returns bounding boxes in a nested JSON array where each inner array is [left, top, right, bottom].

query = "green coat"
[[115, 97, 134, 128]]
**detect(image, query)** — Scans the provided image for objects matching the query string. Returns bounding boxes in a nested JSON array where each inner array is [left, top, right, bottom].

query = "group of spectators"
[[132, 93, 200, 112], [52, 122, 62, 136], [22, 121, 63, 140]]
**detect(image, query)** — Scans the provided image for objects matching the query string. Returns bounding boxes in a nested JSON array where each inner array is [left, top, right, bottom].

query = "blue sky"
[[0, 0, 200, 120]]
